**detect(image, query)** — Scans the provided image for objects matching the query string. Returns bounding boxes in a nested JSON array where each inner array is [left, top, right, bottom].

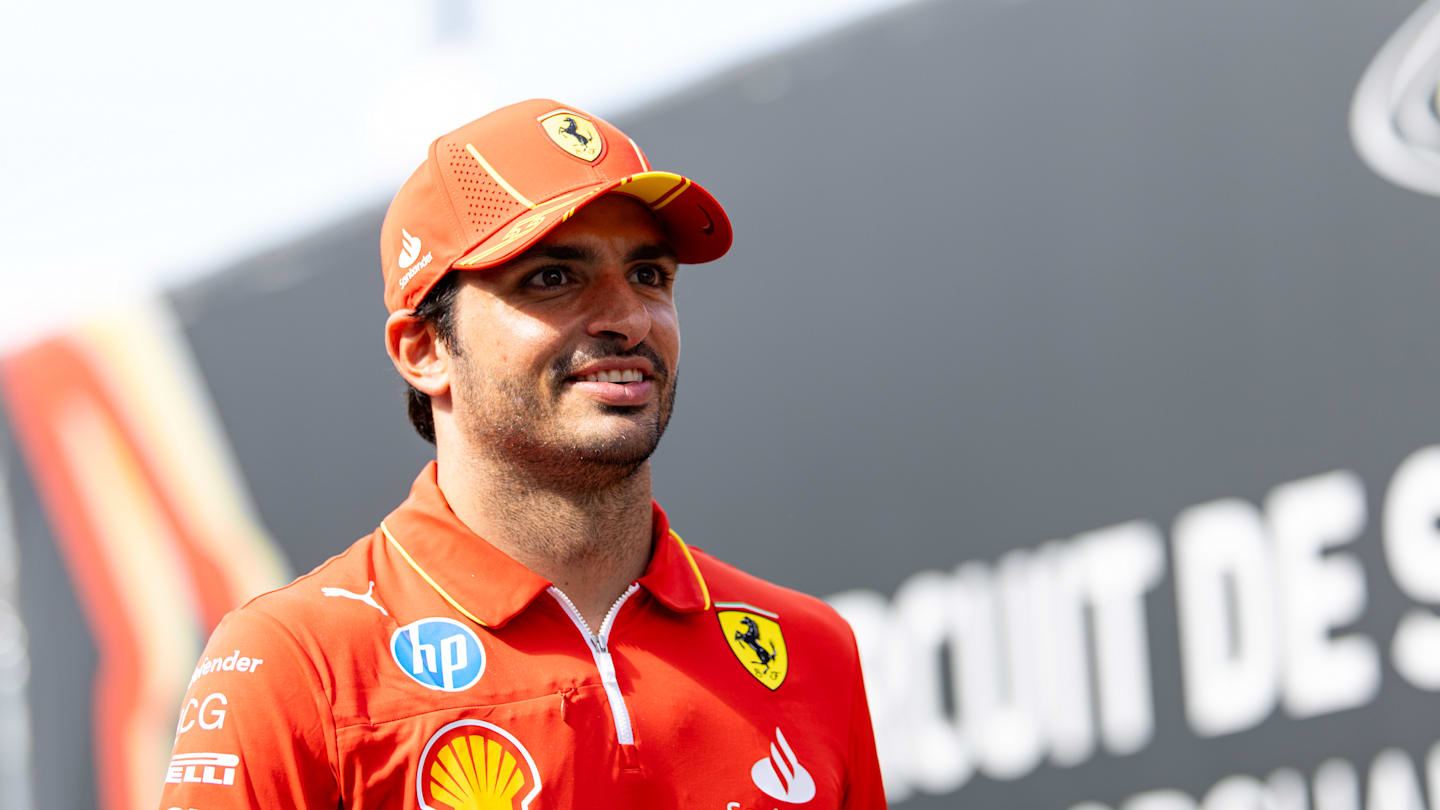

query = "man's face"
[[444, 195, 681, 487]]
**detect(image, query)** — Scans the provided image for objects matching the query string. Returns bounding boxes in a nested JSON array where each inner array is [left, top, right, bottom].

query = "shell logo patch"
[[539, 111, 603, 162], [417, 719, 542, 810], [717, 602, 788, 690]]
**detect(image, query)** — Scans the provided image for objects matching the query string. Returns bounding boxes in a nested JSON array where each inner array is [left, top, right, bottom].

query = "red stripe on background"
[[0, 336, 253, 810], [1, 338, 144, 810]]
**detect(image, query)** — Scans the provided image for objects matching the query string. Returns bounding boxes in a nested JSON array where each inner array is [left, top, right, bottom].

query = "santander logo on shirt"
[[750, 727, 816, 804]]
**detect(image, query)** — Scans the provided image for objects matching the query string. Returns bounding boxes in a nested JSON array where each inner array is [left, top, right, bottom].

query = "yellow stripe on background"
[[79, 301, 290, 605], [382, 522, 489, 627], [466, 144, 537, 209], [56, 399, 200, 810], [54, 299, 293, 810]]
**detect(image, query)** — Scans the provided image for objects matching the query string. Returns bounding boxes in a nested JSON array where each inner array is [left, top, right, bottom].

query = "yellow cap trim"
[[650, 177, 691, 211], [669, 529, 712, 610], [613, 172, 693, 211], [381, 521, 488, 627], [466, 143, 536, 209], [452, 186, 601, 268]]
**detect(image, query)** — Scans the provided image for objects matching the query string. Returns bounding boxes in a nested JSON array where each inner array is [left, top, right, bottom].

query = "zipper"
[[548, 583, 640, 745]]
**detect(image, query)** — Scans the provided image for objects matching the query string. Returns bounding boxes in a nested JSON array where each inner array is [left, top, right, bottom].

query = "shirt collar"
[[638, 502, 712, 614], [380, 462, 711, 628]]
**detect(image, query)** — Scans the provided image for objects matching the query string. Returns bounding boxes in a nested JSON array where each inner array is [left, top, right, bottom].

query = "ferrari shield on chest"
[[717, 602, 789, 690]]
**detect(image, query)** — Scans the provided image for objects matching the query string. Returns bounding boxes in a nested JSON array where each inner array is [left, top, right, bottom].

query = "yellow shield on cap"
[[540, 112, 603, 162], [717, 604, 788, 690]]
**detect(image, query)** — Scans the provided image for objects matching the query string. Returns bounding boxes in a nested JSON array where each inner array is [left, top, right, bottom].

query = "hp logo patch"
[[390, 617, 485, 691]]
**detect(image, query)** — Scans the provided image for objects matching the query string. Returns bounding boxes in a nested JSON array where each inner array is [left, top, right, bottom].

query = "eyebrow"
[[625, 243, 677, 263], [513, 241, 677, 265]]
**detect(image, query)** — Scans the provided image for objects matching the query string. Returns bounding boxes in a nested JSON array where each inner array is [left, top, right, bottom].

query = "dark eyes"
[[526, 266, 571, 288], [630, 264, 669, 287], [522, 264, 672, 289]]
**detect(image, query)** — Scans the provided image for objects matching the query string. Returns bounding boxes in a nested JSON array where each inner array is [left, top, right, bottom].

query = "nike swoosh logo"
[[1350, 0, 1440, 195], [697, 204, 715, 235]]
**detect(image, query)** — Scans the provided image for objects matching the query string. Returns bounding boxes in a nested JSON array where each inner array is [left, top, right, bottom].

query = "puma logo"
[[321, 581, 389, 616]]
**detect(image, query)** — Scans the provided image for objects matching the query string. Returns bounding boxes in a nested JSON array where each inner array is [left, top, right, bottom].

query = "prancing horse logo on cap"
[[540, 111, 603, 162]]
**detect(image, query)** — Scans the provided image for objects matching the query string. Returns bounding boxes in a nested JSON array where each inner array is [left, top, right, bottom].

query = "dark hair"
[[405, 273, 462, 444]]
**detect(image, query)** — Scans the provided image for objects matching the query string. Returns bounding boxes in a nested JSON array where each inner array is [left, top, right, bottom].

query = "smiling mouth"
[[572, 369, 648, 384]]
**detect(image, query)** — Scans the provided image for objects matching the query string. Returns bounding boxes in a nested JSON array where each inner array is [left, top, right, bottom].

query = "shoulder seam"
[[233, 534, 377, 612], [245, 606, 344, 790]]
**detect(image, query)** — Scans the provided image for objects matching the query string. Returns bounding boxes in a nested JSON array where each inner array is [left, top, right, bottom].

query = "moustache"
[[553, 339, 669, 381]]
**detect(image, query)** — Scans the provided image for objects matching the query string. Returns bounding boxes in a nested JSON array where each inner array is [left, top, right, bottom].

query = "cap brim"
[[451, 171, 732, 271]]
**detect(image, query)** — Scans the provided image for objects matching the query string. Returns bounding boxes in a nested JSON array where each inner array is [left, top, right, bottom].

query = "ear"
[[385, 310, 451, 398]]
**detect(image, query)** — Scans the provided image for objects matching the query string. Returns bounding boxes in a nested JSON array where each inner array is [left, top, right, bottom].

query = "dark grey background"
[[3, 413, 94, 810], [8, 0, 1440, 806]]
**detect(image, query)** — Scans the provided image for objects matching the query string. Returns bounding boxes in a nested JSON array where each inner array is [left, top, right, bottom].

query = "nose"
[[584, 272, 651, 349]]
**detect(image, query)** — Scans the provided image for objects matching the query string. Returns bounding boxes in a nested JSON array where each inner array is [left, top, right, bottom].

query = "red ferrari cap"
[[379, 98, 733, 313]]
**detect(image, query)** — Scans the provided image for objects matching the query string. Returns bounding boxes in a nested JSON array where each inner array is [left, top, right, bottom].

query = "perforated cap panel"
[[444, 142, 517, 238]]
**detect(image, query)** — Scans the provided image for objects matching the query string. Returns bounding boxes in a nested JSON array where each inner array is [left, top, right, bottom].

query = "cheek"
[[649, 305, 681, 360], [470, 317, 562, 372]]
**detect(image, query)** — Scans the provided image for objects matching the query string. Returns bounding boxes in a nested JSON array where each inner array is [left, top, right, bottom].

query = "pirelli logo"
[[166, 752, 239, 787]]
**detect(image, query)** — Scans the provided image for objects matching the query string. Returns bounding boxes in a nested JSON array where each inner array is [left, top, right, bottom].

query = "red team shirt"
[[158, 463, 885, 809]]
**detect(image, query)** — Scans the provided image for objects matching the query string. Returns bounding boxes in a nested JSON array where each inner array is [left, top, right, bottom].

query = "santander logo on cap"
[[396, 227, 433, 289], [398, 228, 423, 269]]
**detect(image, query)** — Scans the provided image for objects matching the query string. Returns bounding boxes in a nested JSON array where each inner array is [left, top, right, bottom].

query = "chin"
[[569, 425, 663, 465]]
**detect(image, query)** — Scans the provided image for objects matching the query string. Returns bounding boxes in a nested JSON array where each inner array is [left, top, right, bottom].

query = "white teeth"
[[579, 369, 644, 383]]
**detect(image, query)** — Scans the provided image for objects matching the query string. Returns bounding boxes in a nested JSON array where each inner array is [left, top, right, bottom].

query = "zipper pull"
[[558, 687, 573, 723]]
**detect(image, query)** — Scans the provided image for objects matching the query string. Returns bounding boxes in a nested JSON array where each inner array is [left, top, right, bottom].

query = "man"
[[158, 99, 884, 809]]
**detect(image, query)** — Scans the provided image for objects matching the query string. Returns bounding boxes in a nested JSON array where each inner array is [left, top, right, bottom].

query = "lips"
[[564, 361, 656, 407], [575, 368, 646, 384]]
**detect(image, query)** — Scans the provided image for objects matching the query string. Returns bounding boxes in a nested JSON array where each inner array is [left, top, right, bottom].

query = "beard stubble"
[[450, 338, 677, 493]]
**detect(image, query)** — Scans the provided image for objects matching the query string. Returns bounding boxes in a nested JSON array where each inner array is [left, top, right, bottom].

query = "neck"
[[435, 449, 656, 631]]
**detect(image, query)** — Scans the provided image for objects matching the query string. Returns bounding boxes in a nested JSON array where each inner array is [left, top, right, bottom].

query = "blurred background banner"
[[3, 0, 1440, 808]]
